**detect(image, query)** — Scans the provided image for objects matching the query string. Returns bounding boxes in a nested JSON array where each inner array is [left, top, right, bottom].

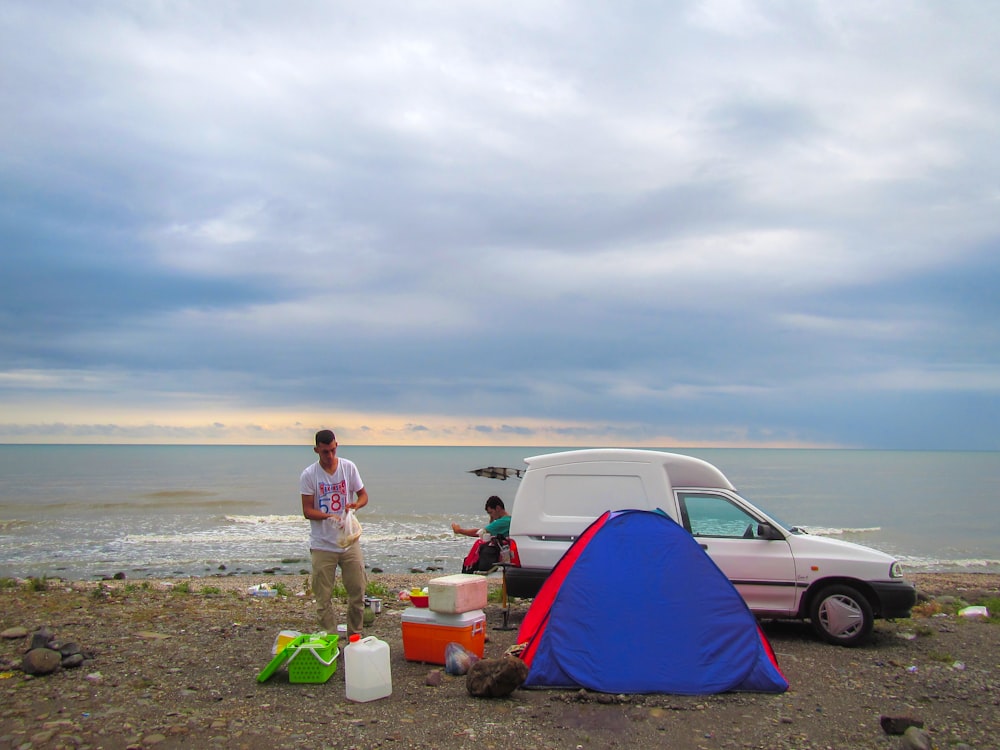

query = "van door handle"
[[699, 543, 708, 550]]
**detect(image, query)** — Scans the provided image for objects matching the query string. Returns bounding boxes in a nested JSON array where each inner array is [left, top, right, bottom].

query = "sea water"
[[0, 444, 997, 580]]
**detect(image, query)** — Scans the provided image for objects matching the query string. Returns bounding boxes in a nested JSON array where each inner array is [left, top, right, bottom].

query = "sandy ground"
[[1, 571, 998, 750]]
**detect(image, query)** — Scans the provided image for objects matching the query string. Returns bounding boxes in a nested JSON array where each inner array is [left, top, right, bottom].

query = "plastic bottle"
[[344, 634, 392, 702]]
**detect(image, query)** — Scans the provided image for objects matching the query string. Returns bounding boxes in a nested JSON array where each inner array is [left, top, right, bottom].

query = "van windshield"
[[736, 494, 798, 534]]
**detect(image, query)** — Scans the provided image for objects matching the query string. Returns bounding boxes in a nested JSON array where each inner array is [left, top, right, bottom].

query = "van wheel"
[[809, 585, 874, 647]]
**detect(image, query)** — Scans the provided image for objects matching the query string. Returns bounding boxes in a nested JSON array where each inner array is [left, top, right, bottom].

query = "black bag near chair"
[[461, 536, 507, 574], [476, 539, 502, 570]]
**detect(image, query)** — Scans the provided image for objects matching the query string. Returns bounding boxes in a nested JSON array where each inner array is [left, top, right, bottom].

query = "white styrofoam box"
[[427, 573, 488, 614]]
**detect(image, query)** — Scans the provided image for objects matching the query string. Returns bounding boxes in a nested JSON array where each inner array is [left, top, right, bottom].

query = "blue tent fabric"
[[519, 509, 788, 694]]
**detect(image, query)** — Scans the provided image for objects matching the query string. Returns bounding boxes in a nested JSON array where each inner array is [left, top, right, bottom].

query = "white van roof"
[[523, 448, 736, 490]]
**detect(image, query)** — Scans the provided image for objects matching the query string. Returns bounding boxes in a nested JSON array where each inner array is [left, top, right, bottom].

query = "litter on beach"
[[958, 605, 989, 619]]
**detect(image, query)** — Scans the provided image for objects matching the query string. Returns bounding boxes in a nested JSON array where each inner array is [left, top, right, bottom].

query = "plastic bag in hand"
[[334, 509, 362, 547]]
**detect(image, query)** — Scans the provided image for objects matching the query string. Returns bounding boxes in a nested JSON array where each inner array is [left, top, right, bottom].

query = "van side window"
[[678, 492, 759, 539]]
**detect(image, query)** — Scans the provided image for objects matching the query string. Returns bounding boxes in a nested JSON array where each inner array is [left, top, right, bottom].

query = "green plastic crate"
[[288, 634, 339, 683], [257, 633, 339, 684]]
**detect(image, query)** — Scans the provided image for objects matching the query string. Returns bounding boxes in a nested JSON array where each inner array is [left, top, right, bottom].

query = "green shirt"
[[484, 515, 511, 537]]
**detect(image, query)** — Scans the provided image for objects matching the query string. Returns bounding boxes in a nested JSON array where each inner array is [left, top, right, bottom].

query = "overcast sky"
[[2, 1, 999, 449]]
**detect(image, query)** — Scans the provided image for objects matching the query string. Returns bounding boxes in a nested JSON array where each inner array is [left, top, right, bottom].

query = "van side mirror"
[[757, 523, 784, 541]]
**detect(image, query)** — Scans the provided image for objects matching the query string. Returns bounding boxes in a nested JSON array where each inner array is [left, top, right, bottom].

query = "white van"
[[505, 449, 916, 646]]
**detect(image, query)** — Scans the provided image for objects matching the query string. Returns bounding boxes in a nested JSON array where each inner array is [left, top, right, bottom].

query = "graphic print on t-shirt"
[[318, 479, 347, 514]]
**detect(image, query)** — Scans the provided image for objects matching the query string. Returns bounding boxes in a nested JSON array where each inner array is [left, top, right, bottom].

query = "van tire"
[[809, 584, 874, 647]]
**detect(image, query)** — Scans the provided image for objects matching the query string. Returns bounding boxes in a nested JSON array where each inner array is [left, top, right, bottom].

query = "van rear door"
[[510, 455, 671, 570]]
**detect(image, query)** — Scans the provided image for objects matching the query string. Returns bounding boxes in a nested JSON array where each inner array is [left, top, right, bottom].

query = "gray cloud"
[[2, 1, 999, 449]]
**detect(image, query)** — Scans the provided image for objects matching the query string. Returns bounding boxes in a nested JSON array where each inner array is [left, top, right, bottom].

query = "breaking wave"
[[798, 526, 881, 536]]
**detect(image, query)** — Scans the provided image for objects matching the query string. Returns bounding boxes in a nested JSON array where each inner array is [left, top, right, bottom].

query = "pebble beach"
[[1, 571, 998, 749]]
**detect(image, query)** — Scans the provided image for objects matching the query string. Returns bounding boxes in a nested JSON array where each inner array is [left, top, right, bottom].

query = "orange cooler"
[[401, 608, 486, 664]]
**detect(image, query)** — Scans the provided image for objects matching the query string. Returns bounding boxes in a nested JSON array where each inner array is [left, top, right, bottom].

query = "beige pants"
[[310, 544, 367, 636]]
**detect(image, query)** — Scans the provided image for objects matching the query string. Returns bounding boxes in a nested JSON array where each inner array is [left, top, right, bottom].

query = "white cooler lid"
[[401, 607, 485, 625], [428, 573, 483, 586]]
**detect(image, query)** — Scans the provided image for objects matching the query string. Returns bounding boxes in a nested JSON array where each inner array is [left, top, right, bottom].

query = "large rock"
[[29, 627, 54, 651], [61, 653, 85, 669], [901, 726, 932, 750], [466, 656, 528, 698], [21, 648, 62, 675], [879, 715, 924, 735], [424, 669, 443, 687]]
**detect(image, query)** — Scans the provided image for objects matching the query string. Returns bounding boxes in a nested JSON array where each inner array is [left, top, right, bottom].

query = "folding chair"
[[482, 562, 516, 631]]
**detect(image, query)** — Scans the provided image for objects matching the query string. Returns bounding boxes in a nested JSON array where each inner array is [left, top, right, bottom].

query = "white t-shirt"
[[299, 458, 364, 553]]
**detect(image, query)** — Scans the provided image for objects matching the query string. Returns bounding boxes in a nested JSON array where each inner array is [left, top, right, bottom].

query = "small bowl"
[[410, 594, 429, 608]]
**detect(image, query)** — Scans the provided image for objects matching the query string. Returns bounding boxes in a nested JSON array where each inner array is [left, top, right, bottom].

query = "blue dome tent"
[[516, 509, 788, 694]]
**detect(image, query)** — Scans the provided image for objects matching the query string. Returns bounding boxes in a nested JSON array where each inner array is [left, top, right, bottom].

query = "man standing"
[[300, 429, 368, 636]]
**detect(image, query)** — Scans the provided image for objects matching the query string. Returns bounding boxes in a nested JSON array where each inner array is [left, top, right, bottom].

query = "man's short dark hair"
[[315, 429, 336, 445], [484, 495, 504, 511]]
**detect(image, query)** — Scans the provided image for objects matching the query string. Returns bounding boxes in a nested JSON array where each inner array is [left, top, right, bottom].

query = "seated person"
[[451, 495, 510, 540], [451, 496, 515, 572]]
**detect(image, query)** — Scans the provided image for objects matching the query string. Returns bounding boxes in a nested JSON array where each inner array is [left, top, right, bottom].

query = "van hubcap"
[[818, 594, 863, 637]]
